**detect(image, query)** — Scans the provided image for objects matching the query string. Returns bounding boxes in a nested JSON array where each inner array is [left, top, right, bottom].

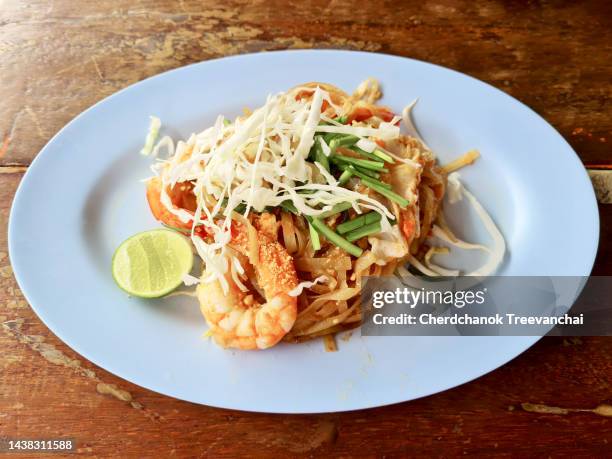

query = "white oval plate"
[[9, 51, 599, 413]]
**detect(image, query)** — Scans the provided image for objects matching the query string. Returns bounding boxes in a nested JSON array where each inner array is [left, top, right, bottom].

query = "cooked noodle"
[[146, 79, 506, 350]]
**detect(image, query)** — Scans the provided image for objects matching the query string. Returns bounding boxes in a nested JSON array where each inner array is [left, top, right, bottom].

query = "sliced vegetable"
[[337, 165, 389, 188], [354, 167, 382, 180], [316, 152, 330, 172], [360, 176, 410, 207], [221, 199, 247, 214], [318, 201, 353, 218], [329, 134, 359, 152], [323, 132, 341, 144], [318, 136, 331, 157], [234, 203, 248, 214], [372, 149, 395, 163], [308, 217, 363, 257], [331, 155, 387, 172], [314, 136, 330, 171], [337, 212, 382, 234], [364, 212, 383, 225], [345, 221, 382, 242], [140, 116, 161, 156], [308, 138, 318, 161], [338, 169, 353, 185], [280, 200, 351, 219], [281, 200, 298, 214], [309, 222, 321, 251], [349, 145, 385, 163]]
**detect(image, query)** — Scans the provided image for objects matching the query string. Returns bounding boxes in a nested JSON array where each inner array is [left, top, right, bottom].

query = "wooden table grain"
[[1, 1, 610, 457]]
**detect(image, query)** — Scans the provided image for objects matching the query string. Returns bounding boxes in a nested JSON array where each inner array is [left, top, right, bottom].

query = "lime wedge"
[[112, 229, 194, 298]]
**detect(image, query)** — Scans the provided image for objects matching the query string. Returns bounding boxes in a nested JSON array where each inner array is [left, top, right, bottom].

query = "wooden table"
[[1, 1, 610, 457]]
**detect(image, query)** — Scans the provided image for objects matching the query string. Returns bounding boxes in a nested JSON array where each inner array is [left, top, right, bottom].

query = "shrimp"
[[145, 177, 196, 230], [197, 221, 299, 350], [255, 212, 279, 241]]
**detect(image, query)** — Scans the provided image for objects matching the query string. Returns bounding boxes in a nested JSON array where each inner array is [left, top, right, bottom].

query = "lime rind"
[[112, 229, 194, 298]]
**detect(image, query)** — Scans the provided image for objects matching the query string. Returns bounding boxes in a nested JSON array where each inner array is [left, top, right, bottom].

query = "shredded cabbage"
[[147, 85, 506, 290], [151, 86, 401, 290], [140, 116, 161, 156]]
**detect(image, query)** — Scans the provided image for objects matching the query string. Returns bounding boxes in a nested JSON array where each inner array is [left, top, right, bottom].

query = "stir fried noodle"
[[144, 79, 505, 350]]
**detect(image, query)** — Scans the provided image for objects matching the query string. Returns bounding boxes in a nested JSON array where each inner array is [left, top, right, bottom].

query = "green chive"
[[314, 138, 330, 172], [338, 169, 352, 185], [337, 212, 382, 234], [355, 167, 381, 180], [357, 171, 391, 189], [330, 135, 359, 152], [338, 165, 389, 188], [349, 145, 385, 163], [308, 217, 363, 257], [361, 176, 410, 207], [336, 115, 348, 124], [337, 216, 364, 234], [365, 212, 383, 224], [221, 198, 248, 214], [318, 202, 353, 218], [315, 154, 329, 172], [281, 201, 298, 214], [309, 222, 321, 251], [331, 155, 387, 172], [308, 138, 318, 161], [345, 221, 382, 242], [323, 132, 341, 144], [373, 149, 395, 163]]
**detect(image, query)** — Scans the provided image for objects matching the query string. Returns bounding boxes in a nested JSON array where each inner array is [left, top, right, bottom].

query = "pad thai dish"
[[142, 79, 505, 351]]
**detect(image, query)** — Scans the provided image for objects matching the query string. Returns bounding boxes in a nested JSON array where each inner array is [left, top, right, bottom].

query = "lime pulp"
[[112, 229, 194, 298]]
